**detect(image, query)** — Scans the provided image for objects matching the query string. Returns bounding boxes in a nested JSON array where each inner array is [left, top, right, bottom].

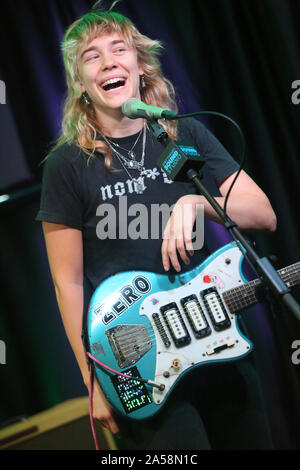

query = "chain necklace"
[[103, 124, 146, 172], [105, 125, 143, 162], [102, 124, 147, 194]]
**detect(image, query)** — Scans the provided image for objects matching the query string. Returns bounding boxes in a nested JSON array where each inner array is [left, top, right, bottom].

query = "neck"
[[95, 106, 144, 138]]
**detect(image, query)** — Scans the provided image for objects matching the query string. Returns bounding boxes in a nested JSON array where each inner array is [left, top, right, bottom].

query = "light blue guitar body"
[[86, 241, 254, 420]]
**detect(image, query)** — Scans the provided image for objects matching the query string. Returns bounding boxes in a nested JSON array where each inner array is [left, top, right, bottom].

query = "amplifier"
[[0, 397, 119, 450]]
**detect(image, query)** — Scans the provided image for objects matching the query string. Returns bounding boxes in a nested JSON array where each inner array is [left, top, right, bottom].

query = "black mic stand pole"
[[148, 119, 300, 323]]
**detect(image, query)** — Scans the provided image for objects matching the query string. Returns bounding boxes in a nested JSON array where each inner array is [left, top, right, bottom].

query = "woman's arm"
[[42, 222, 120, 434], [202, 170, 277, 231], [161, 170, 277, 272]]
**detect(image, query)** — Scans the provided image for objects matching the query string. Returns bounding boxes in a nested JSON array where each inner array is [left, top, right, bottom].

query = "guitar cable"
[[86, 351, 165, 450], [88, 361, 100, 450], [87, 351, 164, 389]]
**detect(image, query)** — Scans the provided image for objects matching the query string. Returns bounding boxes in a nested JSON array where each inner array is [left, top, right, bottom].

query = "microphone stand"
[[147, 119, 300, 323]]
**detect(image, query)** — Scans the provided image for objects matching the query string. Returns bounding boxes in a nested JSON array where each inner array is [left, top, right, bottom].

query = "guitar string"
[[224, 265, 300, 300], [108, 306, 215, 344], [109, 316, 243, 367], [101, 279, 268, 354], [117, 311, 232, 353], [105, 325, 185, 357], [101, 302, 213, 347], [93, 264, 300, 360], [220, 265, 300, 310], [225, 264, 300, 294], [103, 308, 229, 358], [102, 268, 298, 354], [100, 292, 245, 355], [224, 268, 300, 309]]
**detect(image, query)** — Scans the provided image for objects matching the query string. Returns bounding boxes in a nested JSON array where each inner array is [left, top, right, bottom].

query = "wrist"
[[83, 375, 90, 389]]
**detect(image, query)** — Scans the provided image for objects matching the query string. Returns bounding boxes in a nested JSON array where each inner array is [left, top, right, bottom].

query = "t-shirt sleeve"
[[35, 145, 83, 230], [184, 118, 240, 187]]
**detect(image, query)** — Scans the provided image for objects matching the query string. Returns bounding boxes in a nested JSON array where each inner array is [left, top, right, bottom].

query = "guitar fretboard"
[[222, 262, 300, 313]]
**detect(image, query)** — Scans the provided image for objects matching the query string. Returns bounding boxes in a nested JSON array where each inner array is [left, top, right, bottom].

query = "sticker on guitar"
[[92, 275, 151, 326]]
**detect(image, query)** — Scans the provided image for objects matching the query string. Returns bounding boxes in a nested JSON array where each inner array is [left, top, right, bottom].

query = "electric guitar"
[[86, 241, 300, 420]]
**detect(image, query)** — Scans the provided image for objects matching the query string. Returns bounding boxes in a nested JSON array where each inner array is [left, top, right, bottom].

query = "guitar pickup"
[[160, 302, 191, 348], [180, 295, 211, 339], [201, 287, 231, 331], [206, 341, 235, 356]]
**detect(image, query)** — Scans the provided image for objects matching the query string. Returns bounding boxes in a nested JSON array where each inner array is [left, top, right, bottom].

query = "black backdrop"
[[0, 0, 300, 449]]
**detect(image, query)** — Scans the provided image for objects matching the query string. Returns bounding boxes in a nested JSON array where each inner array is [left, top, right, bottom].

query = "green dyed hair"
[[53, 1, 178, 169]]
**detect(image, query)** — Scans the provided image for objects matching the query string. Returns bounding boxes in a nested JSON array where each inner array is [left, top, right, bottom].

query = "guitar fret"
[[225, 293, 258, 312], [279, 263, 300, 287], [223, 262, 300, 314]]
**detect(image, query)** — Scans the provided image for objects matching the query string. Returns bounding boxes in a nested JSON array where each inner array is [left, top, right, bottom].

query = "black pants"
[[116, 354, 274, 450]]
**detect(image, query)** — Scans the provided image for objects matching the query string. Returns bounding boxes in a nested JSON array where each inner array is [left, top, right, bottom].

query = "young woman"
[[36, 5, 276, 449]]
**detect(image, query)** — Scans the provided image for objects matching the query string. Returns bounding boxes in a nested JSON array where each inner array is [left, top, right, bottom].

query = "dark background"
[[0, 0, 300, 449]]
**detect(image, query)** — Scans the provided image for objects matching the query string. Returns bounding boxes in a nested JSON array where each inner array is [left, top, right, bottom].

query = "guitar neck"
[[222, 262, 300, 313]]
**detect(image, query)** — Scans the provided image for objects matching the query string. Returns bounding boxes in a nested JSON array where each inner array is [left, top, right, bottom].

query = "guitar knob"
[[172, 358, 181, 371]]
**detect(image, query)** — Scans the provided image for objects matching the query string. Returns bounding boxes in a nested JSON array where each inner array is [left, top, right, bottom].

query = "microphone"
[[122, 98, 177, 120]]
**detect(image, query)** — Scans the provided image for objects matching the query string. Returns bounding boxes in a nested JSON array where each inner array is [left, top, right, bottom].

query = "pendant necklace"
[[102, 124, 147, 194]]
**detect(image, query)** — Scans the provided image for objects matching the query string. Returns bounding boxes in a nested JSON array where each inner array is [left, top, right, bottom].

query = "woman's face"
[[78, 31, 143, 120]]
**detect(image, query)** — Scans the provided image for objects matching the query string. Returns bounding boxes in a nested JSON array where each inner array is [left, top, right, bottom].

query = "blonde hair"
[[53, 5, 178, 169]]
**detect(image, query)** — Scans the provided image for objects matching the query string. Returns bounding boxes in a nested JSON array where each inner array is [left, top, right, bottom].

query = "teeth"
[[101, 77, 125, 88]]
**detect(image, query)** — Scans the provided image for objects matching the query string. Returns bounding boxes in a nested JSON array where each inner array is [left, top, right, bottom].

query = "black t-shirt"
[[36, 118, 239, 307]]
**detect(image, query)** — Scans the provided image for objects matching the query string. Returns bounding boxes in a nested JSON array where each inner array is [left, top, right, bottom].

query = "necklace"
[[102, 125, 147, 194], [103, 124, 146, 171], [106, 126, 143, 161]]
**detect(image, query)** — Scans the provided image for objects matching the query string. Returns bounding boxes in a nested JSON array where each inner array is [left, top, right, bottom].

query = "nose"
[[101, 52, 117, 71]]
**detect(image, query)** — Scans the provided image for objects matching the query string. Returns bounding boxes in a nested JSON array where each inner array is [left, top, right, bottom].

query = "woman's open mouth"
[[101, 77, 126, 92]]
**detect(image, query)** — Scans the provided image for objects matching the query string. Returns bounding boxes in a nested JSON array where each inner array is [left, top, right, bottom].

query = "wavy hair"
[[53, 4, 179, 169]]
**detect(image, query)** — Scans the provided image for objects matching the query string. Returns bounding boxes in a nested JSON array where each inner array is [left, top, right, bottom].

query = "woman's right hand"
[[89, 378, 120, 435], [41, 223, 120, 435]]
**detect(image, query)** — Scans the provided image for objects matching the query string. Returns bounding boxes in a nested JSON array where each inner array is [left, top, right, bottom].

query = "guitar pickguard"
[[139, 257, 250, 405]]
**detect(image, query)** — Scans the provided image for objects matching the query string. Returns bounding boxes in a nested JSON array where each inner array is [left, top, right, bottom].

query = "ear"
[[77, 73, 86, 94], [80, 82, 86, 94]]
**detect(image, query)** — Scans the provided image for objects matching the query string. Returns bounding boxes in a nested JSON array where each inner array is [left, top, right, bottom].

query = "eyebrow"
[[80, 39, 126, 60]]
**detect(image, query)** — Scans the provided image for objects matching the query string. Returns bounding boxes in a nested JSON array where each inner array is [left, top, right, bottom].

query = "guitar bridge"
[[152, 313, 171, 348], [106, 324, 152, 369]]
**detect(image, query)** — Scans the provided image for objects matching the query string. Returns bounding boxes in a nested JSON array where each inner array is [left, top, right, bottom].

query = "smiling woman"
[[78, 33, 144, 134], [58, 8, 178, 168], [36, 0, 276, 451]]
